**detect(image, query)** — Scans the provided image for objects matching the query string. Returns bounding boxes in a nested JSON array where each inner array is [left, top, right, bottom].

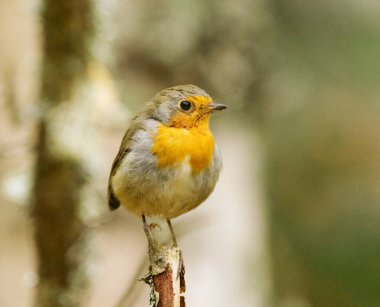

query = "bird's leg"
[[142, 215, 154, 249], [166, 219, 185, 280], [166, 219, 178, 247]]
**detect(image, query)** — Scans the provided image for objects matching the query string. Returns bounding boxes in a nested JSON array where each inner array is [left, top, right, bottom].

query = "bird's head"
[[149, 84, 227, 129]]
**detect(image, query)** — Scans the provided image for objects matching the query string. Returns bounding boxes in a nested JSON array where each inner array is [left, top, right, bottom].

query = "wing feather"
[[107, 112, 153, 210], [107, 129, 132, 210]]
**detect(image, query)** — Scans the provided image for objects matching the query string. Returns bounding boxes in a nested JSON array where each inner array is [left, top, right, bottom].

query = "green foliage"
[[265, 98, 380, 306], [263, 2, 380, 305]]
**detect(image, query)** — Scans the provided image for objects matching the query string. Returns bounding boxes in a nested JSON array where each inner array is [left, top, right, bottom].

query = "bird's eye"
[[179, 100, 192, 112]]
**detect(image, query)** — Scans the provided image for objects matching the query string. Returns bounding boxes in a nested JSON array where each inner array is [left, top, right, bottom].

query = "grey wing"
[[107, 112, 157, 211], [107, 128, 133, 210]]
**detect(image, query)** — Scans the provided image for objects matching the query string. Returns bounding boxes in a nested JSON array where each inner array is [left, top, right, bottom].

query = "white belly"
[[112, 153, 219, 218]]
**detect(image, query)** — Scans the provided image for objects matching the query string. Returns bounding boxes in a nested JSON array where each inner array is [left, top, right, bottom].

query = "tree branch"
[[142, 218, 186, 307]]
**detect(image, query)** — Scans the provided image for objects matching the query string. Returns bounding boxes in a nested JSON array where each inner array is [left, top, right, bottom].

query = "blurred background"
[[1, 0, 380, 306]]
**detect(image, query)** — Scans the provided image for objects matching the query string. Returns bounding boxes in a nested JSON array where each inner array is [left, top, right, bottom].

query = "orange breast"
[[151, 124, 215, 173]]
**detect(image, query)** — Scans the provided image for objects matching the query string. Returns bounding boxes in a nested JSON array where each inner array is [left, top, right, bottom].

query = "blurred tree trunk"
[[32, 1, 94, 306]]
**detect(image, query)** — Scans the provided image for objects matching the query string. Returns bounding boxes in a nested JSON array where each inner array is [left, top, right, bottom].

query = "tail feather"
[[108, 185, 120, 210]]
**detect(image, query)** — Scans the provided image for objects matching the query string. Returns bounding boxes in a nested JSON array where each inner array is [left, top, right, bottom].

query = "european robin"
[[107, 84, 227, 242]]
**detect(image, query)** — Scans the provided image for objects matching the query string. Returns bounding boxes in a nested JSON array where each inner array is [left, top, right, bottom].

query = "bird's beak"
[[208, 102, 228, 112]]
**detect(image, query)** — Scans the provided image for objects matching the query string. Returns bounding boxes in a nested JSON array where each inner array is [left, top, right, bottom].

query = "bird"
[[107, 84, 227, 244]]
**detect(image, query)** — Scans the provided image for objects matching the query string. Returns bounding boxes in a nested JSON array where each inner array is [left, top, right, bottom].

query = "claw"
[[176, 250, 185, 280], [138, 270, 153, 285]]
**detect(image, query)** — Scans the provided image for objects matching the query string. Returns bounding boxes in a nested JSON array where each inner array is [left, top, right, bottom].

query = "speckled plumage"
[[108, 84, 224, 219]]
